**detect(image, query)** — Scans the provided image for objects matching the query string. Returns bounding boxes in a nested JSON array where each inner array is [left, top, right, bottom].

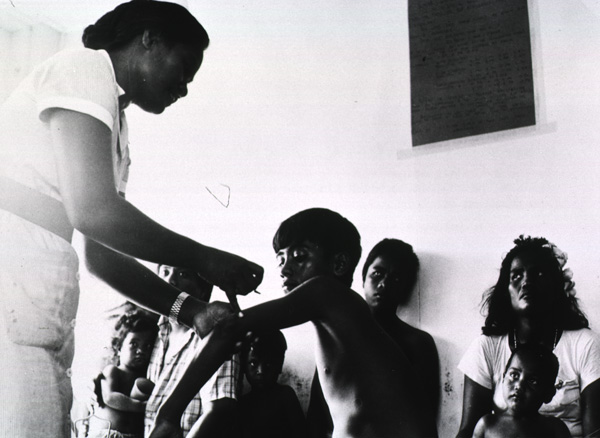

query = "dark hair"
[[243, 330, 288, 372], [504, 343, 559, 386], [361, 238, 420, 292], [82, 0, 209, 52], [110, 310, 158, 362], [272, 208, 362, 285], [481, 235, 588, 336]]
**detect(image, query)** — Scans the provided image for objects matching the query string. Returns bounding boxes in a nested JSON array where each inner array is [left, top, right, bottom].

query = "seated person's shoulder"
[[542, 416, 571, 438], [275, 383, 300, 400], [291, 276, 365, 320]]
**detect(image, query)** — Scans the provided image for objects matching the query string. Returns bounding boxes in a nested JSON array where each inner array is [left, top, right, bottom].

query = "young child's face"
[[119, 330, 156, 372], [363, 256, 405, 313], [244, 349, 281, 390], [159, 265, 213, 302], [502, 353, 550, 415], [276, 241, 332, 294]]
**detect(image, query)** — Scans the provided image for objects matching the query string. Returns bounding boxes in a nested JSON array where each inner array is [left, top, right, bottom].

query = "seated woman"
[[456, 236, 600, 438]]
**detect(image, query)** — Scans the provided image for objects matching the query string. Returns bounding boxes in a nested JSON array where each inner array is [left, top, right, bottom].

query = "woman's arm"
[[581, 378, 600, 438], [50, 109, 262, 297], [455, 376, 493, 438], [85, 238, 228, 335]]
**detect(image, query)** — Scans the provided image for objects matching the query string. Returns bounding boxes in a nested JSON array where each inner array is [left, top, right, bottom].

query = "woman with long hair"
[[456, 236, 600, 438]]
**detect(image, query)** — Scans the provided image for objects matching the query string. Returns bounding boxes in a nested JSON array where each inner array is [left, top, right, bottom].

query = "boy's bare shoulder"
[[301, 276, 368, 316]]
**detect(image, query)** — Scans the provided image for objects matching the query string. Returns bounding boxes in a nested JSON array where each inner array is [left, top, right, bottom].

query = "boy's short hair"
[[361, 238, 420, 291], [243, 330, 288, 371], [504, 343, 559, 386], [272, 208, 362, 284]]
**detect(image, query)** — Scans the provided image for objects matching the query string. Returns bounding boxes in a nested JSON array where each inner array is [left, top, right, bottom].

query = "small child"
[[90, 310, 158, 438], [473, 344, 571, 438], [238, 330, 307, 438]]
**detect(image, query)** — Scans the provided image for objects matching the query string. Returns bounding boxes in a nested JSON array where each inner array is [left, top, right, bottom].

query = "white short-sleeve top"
[[0, 48, 130, 200], [458, 329, 600, 438]]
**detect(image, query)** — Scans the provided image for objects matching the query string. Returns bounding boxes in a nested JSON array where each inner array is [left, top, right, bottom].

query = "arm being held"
[[149, 276, 334, 438], [85, 238, 227, 337]]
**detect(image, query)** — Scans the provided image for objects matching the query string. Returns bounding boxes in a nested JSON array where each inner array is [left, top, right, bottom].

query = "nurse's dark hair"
[[82, 0, 209, 52], [481, 235, 588, 336], [272, 208, 362, 286]]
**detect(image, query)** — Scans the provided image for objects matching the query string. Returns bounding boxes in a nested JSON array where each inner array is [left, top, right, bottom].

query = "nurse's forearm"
[[84, 238, 213, 333]]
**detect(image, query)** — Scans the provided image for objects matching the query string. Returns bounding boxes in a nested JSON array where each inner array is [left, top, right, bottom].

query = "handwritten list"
[[409, 0, 535, 146]]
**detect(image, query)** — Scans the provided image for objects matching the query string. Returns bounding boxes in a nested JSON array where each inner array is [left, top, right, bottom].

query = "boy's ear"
[[332, 252, 350, 277], [141, 29, 162, 50]]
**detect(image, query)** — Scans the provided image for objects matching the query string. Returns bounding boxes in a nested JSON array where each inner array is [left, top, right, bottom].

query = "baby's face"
[[502, 354, 548, 415], [120, 330, 155, 372]]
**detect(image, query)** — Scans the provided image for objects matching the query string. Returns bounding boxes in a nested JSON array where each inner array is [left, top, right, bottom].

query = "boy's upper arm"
[[237, 276, 340, 333]]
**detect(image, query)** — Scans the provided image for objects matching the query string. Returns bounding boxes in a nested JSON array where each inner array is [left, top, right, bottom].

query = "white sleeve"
[[458, 335, 494, 390], [35, 49, 118, 130], [577, 329, 600, 391]]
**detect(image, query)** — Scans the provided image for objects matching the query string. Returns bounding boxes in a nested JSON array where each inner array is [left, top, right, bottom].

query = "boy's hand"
[[192, 301, 235, 337], [200, 248, 263, 301]]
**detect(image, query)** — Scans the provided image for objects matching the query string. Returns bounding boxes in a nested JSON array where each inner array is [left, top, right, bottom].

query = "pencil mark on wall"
[[205, 184, 231, 208]]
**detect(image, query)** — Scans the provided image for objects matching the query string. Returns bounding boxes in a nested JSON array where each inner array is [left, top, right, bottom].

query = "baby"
[[90, 311, 158, 438], [473, 343, 571, 438]]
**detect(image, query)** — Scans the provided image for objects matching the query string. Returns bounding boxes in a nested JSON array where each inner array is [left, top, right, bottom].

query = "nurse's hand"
[[199, 248, 263, 313]]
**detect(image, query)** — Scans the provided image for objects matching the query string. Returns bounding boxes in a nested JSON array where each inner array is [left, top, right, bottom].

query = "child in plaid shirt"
[[144, 266, 242, 438]]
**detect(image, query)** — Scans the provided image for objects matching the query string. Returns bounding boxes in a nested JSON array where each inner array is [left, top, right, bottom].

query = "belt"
[[0, 176, 74, 243]]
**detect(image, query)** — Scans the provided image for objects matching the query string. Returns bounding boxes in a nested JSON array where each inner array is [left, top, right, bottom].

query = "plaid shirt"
[[144, 317, 241, 437]]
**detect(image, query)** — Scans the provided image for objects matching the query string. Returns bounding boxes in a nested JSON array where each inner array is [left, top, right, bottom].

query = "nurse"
[[0, 1, 262, 436]]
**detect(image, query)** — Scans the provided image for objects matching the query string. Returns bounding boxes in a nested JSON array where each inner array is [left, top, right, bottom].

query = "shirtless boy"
[[149, 208, 436, 438], [473, 344, 571, 438]]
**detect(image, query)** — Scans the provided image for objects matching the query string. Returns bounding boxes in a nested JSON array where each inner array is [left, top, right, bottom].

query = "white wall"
[[4, 1, 600, 436]]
